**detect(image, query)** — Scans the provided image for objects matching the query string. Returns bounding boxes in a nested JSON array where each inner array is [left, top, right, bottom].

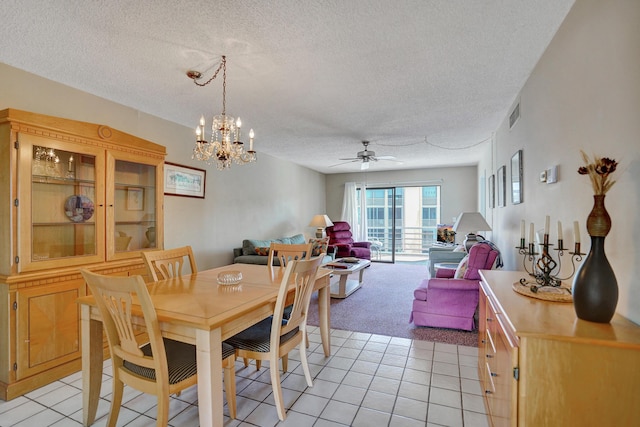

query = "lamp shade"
[[453, 212, 492, 251], [309, 214, 333, 238], [309, 214, 333, 228]]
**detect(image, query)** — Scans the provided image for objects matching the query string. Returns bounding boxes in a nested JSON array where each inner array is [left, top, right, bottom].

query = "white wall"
[[482, 0, 640, 323], [0, 63, 327, 269], [325, 166, 479, 233]]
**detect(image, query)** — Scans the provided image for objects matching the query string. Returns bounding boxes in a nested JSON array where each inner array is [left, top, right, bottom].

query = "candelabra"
[[516, 232, 584, 294]]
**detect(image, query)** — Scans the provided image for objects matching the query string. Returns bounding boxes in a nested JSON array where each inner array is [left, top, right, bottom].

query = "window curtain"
[[341, 182, 368, 241]]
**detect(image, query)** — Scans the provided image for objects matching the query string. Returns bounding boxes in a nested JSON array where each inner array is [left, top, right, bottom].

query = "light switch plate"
[[539, 170, 547, 182]]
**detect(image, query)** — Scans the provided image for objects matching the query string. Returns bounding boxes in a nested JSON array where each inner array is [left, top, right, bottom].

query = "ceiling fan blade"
[[329, 160, 360, 168], [338, 157, 361, 161], [376, 155, 396, 160]]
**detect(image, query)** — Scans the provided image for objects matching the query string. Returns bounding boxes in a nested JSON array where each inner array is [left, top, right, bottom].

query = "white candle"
[[249, 129, 255, 151], [557, 221, 563, 241], [520, 220, 525, 240], [68, 155, 73, 172], [544, 215, 550, 235], [529, 222, 534, 244], [574, 221, 580, 244]]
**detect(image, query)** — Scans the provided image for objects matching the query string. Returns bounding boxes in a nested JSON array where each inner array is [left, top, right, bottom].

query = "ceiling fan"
[[330, 141, 401, 170]]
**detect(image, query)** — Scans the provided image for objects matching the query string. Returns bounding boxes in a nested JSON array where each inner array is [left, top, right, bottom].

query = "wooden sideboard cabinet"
[[0, 109, 166, 400], [478, 270, 640, 426]]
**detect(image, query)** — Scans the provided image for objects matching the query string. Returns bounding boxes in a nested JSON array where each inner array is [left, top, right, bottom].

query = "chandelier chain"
[[192, 56, 226, 87]]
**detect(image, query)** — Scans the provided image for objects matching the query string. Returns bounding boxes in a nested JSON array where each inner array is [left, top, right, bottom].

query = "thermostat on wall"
[[546, 165, 558, 184]]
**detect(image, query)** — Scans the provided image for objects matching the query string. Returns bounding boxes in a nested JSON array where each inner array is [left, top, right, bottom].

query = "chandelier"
[[187, 55, 256, 170]]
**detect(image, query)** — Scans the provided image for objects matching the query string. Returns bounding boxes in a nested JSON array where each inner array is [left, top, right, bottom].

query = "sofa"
[[410, 242, 499, 331], [233, 233, 334, 265]]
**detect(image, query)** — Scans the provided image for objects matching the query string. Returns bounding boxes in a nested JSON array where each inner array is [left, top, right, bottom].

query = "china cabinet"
[[478, 270, 640, 426], [0, 108, 166, 399]]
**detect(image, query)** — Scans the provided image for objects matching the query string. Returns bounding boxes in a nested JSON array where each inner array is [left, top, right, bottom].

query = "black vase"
[[572, 195, 618, 323]]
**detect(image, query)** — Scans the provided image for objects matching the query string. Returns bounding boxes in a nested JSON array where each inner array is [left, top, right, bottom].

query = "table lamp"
[[453, 212, 492, 252], [309, 214, 333, 238]]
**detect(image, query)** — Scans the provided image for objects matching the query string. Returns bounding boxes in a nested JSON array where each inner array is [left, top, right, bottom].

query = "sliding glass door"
[[360, 185, 441, 263]]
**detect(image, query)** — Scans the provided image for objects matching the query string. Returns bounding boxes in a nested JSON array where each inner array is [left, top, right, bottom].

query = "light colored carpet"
[[307, 262, 479, 347]]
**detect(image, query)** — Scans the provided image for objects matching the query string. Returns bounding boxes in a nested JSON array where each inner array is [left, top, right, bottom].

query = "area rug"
[[307, 262, 478, 347]]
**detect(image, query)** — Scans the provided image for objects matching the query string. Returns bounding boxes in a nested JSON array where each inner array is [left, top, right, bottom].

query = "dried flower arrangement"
[[577, 151, 618, 195]]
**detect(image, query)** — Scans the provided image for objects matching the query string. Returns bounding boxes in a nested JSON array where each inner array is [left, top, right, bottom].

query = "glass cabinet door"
[[107, 152, 163, 260], [19, 134, 105, 272]]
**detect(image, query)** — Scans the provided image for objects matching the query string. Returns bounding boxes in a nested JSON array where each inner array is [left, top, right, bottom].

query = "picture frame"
[[488, 174, 495, 208], [511, 149, 523, 204], [164, 162, 206, 198], [126, 187, 144, 210], [497, 165, 506, 207]]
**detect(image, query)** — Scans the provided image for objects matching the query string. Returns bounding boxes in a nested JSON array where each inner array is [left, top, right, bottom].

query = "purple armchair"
[[326, 221, 371, 260], [409, 242, 499, 331]]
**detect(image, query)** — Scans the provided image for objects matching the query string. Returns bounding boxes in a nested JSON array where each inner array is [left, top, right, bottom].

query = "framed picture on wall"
[[497, 165, 506, 207], [488, 174, 495, 208], [164, 162, 206, 198], [511, 150, 523, 204]]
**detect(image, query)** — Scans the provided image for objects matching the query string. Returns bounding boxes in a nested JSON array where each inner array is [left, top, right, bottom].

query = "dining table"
[[77, 263, 332, 427]]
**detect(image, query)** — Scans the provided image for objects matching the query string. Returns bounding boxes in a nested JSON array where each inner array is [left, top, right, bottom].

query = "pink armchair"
[[410, 242, 499, 331], [326, 221, 371, 260]]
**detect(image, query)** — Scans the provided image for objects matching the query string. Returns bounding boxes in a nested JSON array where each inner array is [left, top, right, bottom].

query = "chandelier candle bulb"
[[573, 221, 580, 244], [249, 129, 254, 151]]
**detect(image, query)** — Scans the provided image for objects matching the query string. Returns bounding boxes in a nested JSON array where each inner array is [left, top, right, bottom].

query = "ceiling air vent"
[[509, 102, 520, 129]]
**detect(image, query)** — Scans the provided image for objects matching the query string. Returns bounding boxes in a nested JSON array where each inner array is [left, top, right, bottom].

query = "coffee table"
[[326, 258, 371, 298]]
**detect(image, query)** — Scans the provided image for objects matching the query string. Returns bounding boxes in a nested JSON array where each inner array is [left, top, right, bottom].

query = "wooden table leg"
[[318, 279, 331, 357], [196, 328, 224, 427], [81, 305, 103, 426]]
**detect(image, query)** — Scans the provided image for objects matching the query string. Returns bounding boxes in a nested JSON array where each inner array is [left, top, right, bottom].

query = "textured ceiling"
[[0, 0, 574, 174]]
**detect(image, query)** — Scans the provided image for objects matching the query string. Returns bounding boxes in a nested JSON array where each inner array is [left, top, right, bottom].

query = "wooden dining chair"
[[80, 269, 237, 425], [225, 255, 324, 421], [267, 242, 312, 267], [142, 245, 198, 281]]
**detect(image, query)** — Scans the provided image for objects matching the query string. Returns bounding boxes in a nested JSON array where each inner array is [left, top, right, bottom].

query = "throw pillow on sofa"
[[254, 247, 270, 256], [309, 237, 329, 256]]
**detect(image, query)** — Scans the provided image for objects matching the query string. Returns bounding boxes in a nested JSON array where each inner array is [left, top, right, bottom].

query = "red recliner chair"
[[325, 221, 371, 260]]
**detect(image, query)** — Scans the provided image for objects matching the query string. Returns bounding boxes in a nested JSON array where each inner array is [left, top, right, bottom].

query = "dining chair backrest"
[[81, 269, 169, 384], [142, 246, 197, 281], [267, 242, 312, 267], [80, 268, 213, 425], [273, 255, 324, 345]]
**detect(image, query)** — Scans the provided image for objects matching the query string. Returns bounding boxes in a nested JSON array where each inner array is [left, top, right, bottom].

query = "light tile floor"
[[0, 327, 490, 427]]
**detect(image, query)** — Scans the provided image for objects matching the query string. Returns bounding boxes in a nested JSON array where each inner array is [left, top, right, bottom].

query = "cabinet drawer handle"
[[481, 339, 486, 344], [491, 372, 498, 377], [486, 317, 493, 322], [486, 354, 494, 358], [485, 390, 493, 394]]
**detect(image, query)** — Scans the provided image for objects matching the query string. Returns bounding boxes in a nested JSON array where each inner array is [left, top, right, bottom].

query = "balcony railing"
[[368, 226, 437, 262]]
